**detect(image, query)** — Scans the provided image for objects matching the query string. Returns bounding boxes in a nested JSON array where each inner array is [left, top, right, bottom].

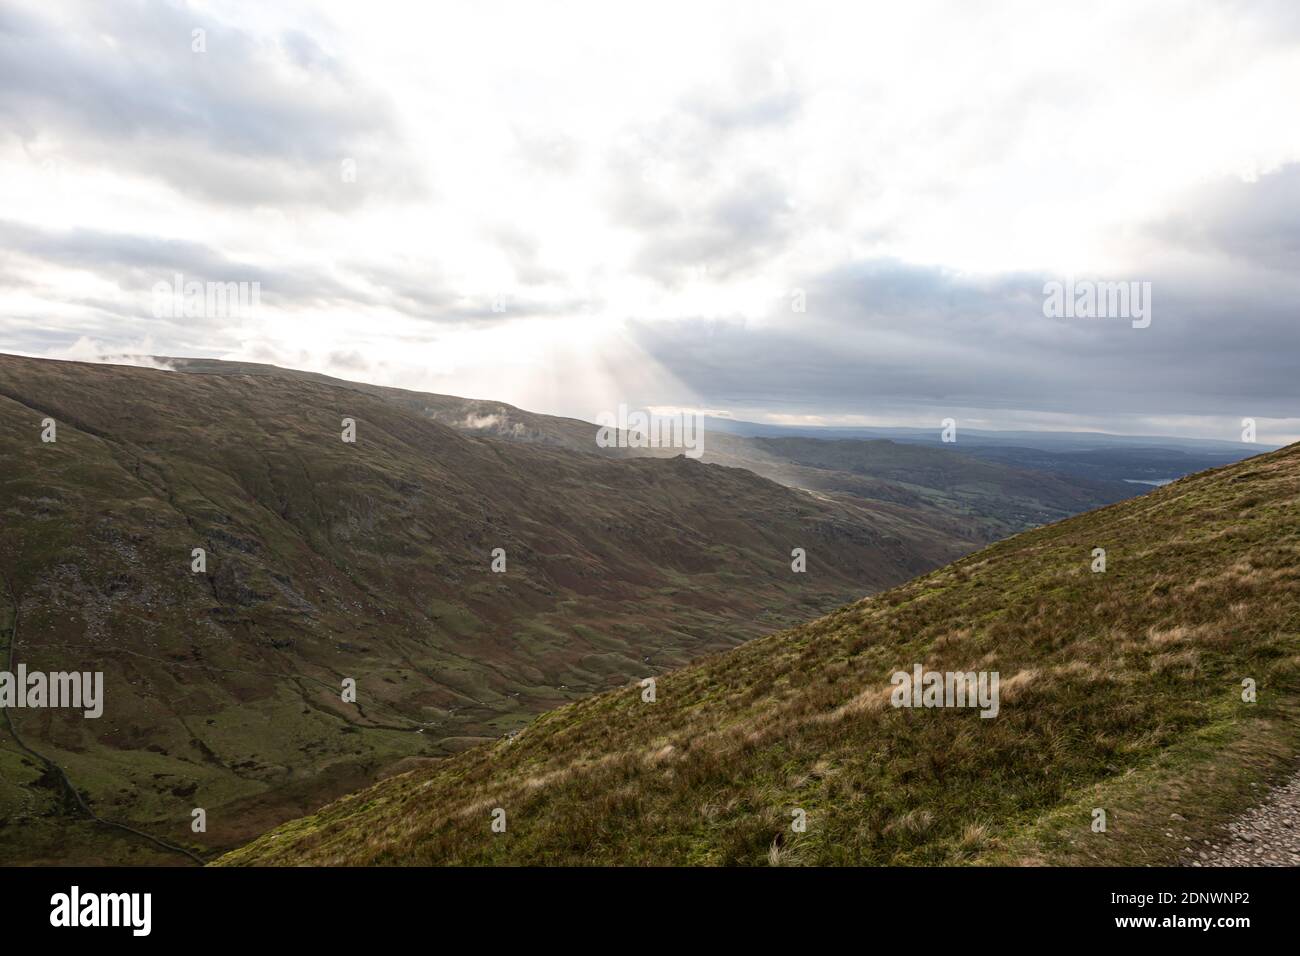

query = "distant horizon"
[[1, 348, 1284, 449]]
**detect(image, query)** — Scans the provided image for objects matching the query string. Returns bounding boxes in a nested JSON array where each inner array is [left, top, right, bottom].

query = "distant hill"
[[727, 436, 1140, 540], [160, 358, 1147, 543], [219, 441, 1300, 865], [702, 415, 1271, 455], [701, 415, 1267, 486]]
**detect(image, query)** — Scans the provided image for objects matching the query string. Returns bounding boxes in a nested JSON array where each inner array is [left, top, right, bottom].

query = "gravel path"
[[1187, 772, 1300, 867]]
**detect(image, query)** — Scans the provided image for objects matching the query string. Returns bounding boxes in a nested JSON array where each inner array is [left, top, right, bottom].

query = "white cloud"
[[2, 0, 1299, 437]]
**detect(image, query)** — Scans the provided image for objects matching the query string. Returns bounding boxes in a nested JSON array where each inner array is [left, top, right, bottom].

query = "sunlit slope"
[[220, 443, 1300, 865]]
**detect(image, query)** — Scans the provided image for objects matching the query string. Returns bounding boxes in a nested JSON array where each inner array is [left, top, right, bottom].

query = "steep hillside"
[[0, 354, 964, 864], [164, 357, 600, 453], [163, 358, 1139, 541], [220, 443, 1300, 865]]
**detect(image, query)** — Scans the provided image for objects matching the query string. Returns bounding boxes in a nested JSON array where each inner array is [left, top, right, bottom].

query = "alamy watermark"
[[152, 273, 260, 319], [890, 664, 999, 718], [0, 666, 103, 718], [1043, 278, 1151, 328], [595, 404, 704, 459], [50, 886, 150, 936]]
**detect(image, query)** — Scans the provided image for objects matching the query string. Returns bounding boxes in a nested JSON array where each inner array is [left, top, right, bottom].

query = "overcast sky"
[[1, 0, 1297, 441]]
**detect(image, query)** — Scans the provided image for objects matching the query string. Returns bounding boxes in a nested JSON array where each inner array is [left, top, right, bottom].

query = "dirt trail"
[[1191, 772, 1300, 867]]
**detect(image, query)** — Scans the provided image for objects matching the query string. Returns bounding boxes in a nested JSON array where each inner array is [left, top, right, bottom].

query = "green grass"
[[219, 442, 1300, 866]]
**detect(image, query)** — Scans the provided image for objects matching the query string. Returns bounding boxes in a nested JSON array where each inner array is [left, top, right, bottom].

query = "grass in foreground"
[[219, 443, 1300, 865]]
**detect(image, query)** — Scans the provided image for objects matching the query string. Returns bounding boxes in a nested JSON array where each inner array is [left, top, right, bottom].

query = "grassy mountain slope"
[[163, 358, 1139, 542], [220, 442, 1300, 865], [0, 354, 966, 864], [164, 357, 601, 453]]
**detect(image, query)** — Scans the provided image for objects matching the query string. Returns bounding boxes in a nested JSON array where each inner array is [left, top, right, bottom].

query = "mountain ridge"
[[154, 356, 1144, 542]]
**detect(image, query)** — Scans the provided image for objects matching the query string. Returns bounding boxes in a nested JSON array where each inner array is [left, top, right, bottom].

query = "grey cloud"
[[680, 46, 801, 131], [609, 168, 795, 285], [0, 218, 469, 320], [0, 219, 356, 306], [485, 225, 563, 286], [0, 0, 420, 208], [1148, 164, 1300, 273], [356, 262, 461, 316], [625, 256, 1300, 423], [326, 349, 369, 371], [511, 127, 581, 177], [0, 217, 577, 358], [602, 48, 805, 286]]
